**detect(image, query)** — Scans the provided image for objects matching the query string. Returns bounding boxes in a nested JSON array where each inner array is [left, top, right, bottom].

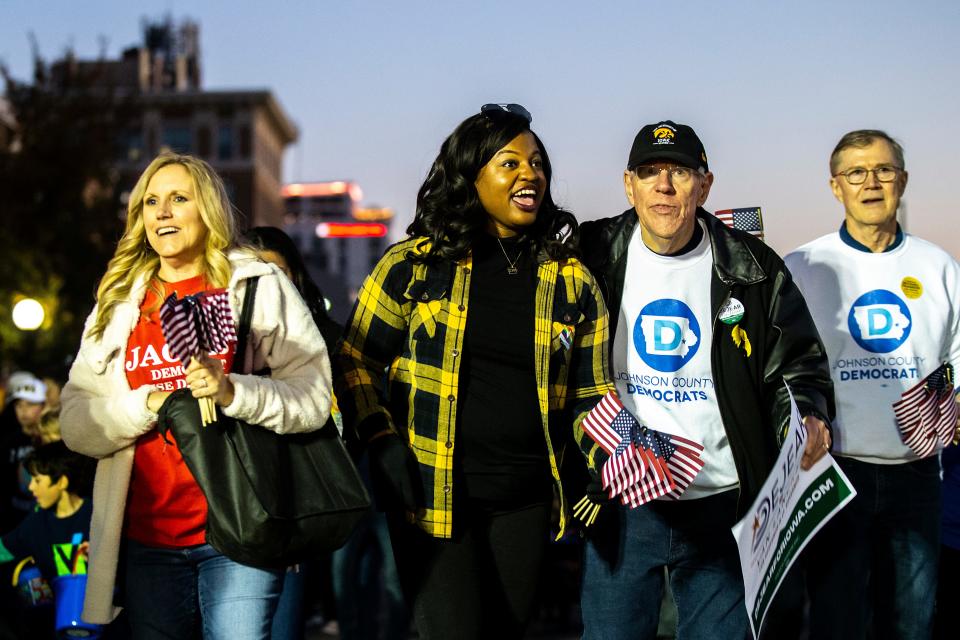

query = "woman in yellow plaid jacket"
[[336, 104, 613, 639]]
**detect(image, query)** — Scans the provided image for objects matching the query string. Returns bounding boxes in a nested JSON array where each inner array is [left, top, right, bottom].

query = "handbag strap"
[[235, 277, 261, 375]]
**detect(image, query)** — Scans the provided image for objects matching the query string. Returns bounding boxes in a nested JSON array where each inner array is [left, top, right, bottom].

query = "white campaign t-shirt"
[[786, 232, 960, 463], [613, 221, 739, 498]]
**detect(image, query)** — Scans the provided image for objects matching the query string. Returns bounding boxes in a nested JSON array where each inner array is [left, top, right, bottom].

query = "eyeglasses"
[[632, 164, 698, 184], [833, 166, 902, 185], [480, 103, 533, 124]]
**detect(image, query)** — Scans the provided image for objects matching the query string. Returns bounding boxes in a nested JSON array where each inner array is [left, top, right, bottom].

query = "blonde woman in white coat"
[[60, 153, 332, 639]]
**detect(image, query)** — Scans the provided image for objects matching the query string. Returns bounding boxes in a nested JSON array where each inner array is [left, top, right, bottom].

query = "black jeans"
[[934, 544, 960, 640], [806, 456, 941, 640], [387, 501, 551, 640]]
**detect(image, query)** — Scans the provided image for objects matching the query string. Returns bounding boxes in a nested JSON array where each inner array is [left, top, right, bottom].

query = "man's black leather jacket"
[[579, 208, 835, 514]]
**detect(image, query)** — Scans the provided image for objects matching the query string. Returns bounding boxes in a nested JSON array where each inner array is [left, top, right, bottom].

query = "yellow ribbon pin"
[[731, 324, 752, 357]]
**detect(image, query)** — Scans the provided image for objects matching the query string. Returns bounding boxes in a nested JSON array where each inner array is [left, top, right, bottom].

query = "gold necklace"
[[496, 238, 521, 275]]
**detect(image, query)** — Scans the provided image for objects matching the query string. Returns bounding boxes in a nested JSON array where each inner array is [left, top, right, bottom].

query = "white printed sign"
[[732, 386, 856, 638]]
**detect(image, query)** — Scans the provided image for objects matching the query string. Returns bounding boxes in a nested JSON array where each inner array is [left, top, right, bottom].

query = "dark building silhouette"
[[48, 16, 297, 227]]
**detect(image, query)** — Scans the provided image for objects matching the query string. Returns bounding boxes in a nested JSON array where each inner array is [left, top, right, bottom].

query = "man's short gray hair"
[[830, 130, 905, 174]]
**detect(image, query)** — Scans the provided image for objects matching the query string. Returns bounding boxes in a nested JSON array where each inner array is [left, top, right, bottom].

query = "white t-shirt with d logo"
[[786, 232, 960, 463], [612, 222, 739, 498]]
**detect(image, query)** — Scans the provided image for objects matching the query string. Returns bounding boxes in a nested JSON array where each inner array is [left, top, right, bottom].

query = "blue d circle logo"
[[847, 289, 912, 353], [634, 299, 701, 372]]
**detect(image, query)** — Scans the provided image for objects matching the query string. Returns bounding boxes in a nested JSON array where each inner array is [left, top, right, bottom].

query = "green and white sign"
[[732, 386, 856, 638]]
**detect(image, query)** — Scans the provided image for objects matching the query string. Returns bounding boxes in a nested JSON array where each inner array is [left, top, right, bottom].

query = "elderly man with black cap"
[[575, 120, 835, 638]]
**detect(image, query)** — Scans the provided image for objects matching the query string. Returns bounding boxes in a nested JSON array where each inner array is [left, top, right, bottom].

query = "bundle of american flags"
[[579, 392, 706, 509], [159, 289, 237, 426], [893, 363, 958, 458], [714, 207, 764, 241]]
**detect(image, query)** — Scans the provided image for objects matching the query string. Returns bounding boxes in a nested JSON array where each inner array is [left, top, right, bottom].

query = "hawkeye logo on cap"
[[652, 124, 676, 145]]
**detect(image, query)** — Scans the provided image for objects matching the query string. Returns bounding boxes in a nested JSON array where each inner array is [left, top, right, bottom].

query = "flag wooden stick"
[[573, 495, 601, 527], [200, 397, 215, 426]]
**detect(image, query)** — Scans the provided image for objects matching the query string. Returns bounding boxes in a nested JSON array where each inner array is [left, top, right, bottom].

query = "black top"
[[2, 499, 93, 580], [0, 403, 35, 532], [456, 233, 552, 506]]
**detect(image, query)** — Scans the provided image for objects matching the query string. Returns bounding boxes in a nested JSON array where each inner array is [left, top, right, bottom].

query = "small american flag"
[[159, 295, 201, 365], [580, 393, 649, 497], [199, 291, 237, 351], [714, 207, 764, 240], [580, 392, 629, 455], [617, 427, 675, 507], [159, 289, 237, 366], [616, 428, 706, 507], [893, 363, 958, 458], [581, 392, 706, 507]]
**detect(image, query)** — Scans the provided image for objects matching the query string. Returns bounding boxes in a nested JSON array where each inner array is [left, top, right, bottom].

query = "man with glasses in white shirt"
[[786, 129, 960, 639]]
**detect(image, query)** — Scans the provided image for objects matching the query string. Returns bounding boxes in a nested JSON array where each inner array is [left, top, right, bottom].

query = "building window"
[[196, 126, 212, 158], [238, 124, 251, 159], [218, 124, 234, 160], [161, 125, 192, 153], [116, 128, 144, 162]]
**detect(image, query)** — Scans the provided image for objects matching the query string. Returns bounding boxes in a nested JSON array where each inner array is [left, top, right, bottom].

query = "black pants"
[[935, 544, 960, 640], [387, 501, 551, 640]]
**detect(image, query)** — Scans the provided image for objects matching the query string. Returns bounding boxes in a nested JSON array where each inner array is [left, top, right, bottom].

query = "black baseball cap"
[[627, 120, 708, 172]]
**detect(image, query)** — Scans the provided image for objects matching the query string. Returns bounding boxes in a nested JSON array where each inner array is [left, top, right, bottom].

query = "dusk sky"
[[3, 0, 959, 255]]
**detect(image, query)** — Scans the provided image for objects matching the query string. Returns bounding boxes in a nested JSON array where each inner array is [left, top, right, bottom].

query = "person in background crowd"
[[4, 372, 46, 439], [0, 442, 94, 639], [247, 227, 411, 640], [60, 152, 332, 639], [42, 378, 62, 412], [36, 409, 62, 445], [336, 104, 611, 639], [577, 120, 834, 639], [244, 225, 346, 640], [330, 456, 410, 640], [1, 371, 47, 532], [246, 228, 412, 640], [245, 226, 342, 356], [787, 129, 960, 640]]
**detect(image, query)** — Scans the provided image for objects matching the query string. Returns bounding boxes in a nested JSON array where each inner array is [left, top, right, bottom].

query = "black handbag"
[[157, 276, 370, 569]]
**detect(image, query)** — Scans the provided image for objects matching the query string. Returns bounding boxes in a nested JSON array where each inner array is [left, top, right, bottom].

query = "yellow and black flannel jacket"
[[338, 237, 614, 539]]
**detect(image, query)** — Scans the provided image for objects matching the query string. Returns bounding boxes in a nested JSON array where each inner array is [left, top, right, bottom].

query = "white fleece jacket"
[[60, 250, 332, 624]]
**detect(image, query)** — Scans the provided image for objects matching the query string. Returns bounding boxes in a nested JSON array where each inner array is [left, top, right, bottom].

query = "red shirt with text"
[[123, 275, 235, 547]]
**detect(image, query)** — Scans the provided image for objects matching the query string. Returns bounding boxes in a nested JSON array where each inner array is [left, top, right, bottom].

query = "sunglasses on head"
[[480, 103, 532, 124]]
